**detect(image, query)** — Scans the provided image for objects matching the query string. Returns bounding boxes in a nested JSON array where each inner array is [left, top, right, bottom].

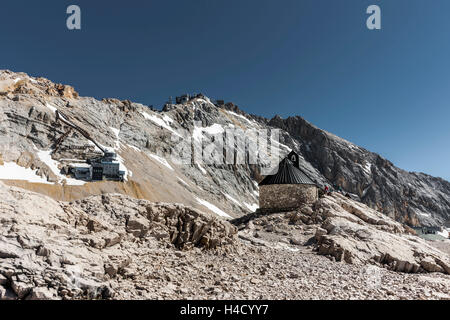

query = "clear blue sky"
[[2, 0, 450, 180]]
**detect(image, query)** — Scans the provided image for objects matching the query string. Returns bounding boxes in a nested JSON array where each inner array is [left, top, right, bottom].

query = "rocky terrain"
[[0, 70, 449, 228], [1, 69, 450, 300], [268, 116, 450, 228], [0, 182, 449, 300], [0, 70, 263, 220], [233, 192, 449, 275]]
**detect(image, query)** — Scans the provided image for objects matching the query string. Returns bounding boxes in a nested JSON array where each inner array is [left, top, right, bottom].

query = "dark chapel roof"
[[258, 158, 316, 186]]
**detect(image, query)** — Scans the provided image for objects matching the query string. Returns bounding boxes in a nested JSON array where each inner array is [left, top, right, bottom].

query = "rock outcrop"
[[1, 69, 449, 227], [313, 193, 449, 274], [1, 70, 450, 300], [0, 70, 262, 219], [1, 182, 450, 300], [233, 192, 450, 275], [0, 182, 236, 300], [268, 116, 450, 227]]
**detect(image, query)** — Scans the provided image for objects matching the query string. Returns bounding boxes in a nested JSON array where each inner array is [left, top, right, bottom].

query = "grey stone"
[[26, 287, 57, 300], [126, 215, 150, 237], [0, 285, 17, 300], [11, 279, 33, 299], [259, 184, 318, 212], [0, 241, 22, 259], [0, 274, 7, 285]]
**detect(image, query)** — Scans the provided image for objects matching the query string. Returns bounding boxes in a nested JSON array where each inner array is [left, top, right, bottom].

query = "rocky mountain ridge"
[[268, 115, 450, 228], [0, 69, 449, 228]]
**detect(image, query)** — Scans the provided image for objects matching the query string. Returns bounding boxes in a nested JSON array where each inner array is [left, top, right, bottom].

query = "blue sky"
[[1, 0, 450, 180]]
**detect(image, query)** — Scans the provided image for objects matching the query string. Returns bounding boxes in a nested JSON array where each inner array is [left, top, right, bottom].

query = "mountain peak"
[[0, 70, 449, 229], [0, 69, 78, 99]]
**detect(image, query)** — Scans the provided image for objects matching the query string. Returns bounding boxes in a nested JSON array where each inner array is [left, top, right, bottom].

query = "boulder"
[[11, 277, 33, 299], [0, 285, 17, 300], [26, 287, 57, 300], [0, 274, 7, 285], [126, 214, 150, 237], [0, 240, 22, 259], [313, 194, 450, 274], [420, 257, 444, 273]]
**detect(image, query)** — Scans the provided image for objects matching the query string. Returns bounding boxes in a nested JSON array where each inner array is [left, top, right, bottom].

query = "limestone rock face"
[[1, 182, 450, 300], [0, 70, 262, 219], [233, 192, 450, 275], [0, 71, 78, 98], [268, 116, 450, 227], [1, 69, 448, 227], [1, 70, 450, 300], [314, 194, 450, 274], [0, 181, 236, 300]]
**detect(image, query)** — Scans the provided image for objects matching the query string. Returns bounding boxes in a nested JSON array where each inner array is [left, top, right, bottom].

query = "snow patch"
[[126, 144, 141, 152], [193, 124, 224, 142], [268, 138, 290, 153], [45, 103, 58, 114], [37, 150, 86, 185], [224, 193, 258, 211], [110, 127, 120, 139], [105, 128, 131, 180], [177, 177, 189, 186], [110, 127, 121, 149], [195, 98, 208, 105], [224, 193, 241, 206], [141, 111, 182, 137], [194, 197, 232, 218], [149, 154, 174, 171], [225, 110, 253, 125], [197, 163, 207, 175], [362, 162, 372, 175], [437, 229, 449, 239], [416, 211, 431, 217], [244, 202, 258, 212], [0, 162, 52, 184], [116, 154, 130, 181], [162, 114, 174, 124], [274, 242, 301, 252]]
